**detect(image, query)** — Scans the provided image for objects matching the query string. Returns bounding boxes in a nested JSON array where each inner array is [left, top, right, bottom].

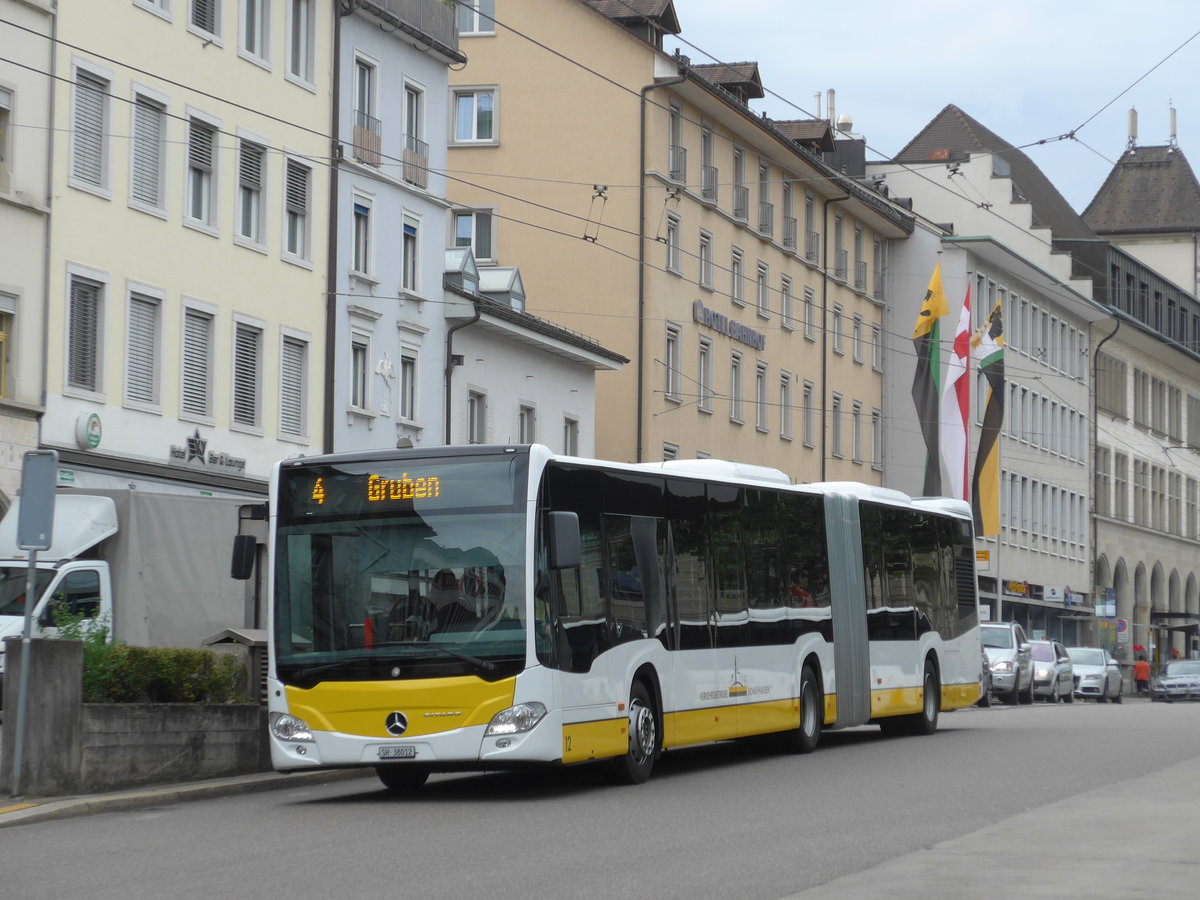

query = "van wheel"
[[607, 681, 658, 785], [781, 665, 821, 753], [376, 765, 429, 793]]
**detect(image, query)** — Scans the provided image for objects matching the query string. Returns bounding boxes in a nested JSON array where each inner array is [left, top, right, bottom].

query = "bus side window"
[[666, 477, 710, 651]]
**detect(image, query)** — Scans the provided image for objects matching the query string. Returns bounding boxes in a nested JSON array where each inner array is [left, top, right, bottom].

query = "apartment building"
[[0, 0, 52, 508], [41, 0, 330, 494], [871, 105, 1108, 644], [447, 0, 912, 479]]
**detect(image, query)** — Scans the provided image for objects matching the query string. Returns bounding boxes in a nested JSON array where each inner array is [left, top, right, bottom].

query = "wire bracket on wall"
[[583, 185, 608, 243]]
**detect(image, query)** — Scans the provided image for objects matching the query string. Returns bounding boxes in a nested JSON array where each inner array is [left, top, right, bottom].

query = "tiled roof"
[[773, 119, 836, 153], [893, 103, 1094, 240], [692, 62, 764, 100], [581, 0, 680, 34], [1082, 145, 1200, 234]]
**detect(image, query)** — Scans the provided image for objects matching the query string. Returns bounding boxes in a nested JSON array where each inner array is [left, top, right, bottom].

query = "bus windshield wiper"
[[370, 640, 497, 673]]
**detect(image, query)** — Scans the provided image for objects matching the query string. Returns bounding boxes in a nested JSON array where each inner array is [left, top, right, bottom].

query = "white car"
[[981, 622, 1034, 705], [1065, 646, 1122, 703]]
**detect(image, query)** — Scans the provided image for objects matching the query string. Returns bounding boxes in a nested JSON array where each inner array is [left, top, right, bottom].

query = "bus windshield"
[[273, 452, 528, 684]]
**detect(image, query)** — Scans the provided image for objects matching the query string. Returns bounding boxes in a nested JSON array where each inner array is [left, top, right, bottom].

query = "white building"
[[0, 0, 53, 508], [40, 0, 331, 495]]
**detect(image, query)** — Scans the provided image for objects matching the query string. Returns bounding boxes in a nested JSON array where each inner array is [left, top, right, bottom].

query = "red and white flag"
[[939, 287, 971, 500]]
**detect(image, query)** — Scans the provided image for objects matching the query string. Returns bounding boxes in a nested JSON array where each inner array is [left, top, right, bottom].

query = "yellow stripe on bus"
[[870, 687, 923, 717], [285, 677, 515, 737], [941, 682, 983, 709], [562, 717, 628, 764]]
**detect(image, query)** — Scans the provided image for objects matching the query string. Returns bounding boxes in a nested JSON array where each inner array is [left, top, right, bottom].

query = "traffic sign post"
[[10, 450, 58, 798]]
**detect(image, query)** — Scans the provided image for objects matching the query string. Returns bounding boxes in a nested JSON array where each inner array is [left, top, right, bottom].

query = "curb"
[[0, 768, 370, 829]]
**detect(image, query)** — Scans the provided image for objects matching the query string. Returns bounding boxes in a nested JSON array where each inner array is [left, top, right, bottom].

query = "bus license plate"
[[379, 745, 416, 759]]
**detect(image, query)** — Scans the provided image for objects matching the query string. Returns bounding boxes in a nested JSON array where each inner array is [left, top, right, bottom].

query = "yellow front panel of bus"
[[562, 718, 628, 764], [286, 677, 515, 738]]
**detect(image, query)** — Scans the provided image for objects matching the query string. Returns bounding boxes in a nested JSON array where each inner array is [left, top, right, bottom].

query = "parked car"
[[976, 646, 992, 707], [1150, 660, 1200, 702], [981, 621, 1033, 705], [1065, 646, 1122, 702], [1029, 640, 1074, 703]]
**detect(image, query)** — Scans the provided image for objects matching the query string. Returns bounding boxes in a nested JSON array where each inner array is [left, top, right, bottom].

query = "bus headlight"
[[485, 702, 547, 736], [270, 712, 315, 743]]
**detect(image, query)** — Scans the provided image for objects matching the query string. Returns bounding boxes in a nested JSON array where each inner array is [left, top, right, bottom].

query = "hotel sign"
[[693, 300, 766, 351]]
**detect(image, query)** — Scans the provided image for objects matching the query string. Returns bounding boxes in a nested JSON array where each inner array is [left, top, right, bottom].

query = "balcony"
[[403, 133, 429, 188], [855, 260, 867, 291], [353, 110, 381, 167], [834, 248, 848, 281], [732, 185, 749, 221], [367, 0, 460, 58], [701, 165, 718, 203], [758, 200, 774, 237], [805, 230, 819, 262], [782, 216, 797, 250], [669, 144, 687, 183]]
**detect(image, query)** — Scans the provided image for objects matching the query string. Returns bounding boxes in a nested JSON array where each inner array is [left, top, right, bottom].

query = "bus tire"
[[607, 680, 658, 785], [376, 765, 429, 793], [781, 664, 821, 754], [910, 660, 940, 736]]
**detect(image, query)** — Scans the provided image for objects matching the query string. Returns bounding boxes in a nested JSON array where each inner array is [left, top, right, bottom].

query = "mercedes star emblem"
[[385, 712, 408, 736]]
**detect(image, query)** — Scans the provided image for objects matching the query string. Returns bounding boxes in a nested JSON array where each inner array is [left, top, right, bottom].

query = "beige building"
[[40, 0, 331, 493], [448, 0, 911, 481]]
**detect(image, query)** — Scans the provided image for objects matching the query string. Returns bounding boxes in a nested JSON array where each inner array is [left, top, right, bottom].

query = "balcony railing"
[[353, 110, 381, 166], [873, 269, 885, 301], [805, 230, 819, 262], [758, 200, 774, 236], [669, 144, 687, 183], [403, 133, 429, 188], [834, 248, 848, 280], [370, 0, 459, 56], [701, 165, 718, 202], [732, 185, 749, 221], [855, 260, 868, 291], [782, 216, 797, 250]]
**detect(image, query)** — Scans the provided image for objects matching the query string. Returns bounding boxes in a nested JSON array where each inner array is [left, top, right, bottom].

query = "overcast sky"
[[665, 0, 1200, 214]]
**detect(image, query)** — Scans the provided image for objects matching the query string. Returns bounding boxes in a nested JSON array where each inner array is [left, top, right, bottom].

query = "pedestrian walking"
[[1134, 655, 1151, 696]]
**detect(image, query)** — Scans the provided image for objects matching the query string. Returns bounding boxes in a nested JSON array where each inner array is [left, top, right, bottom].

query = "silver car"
[[1029, 640, 1074, 703], [1065, 646, 1122, 702], [1150, 660, 1200, 702], [981, 622, 1034, 705]]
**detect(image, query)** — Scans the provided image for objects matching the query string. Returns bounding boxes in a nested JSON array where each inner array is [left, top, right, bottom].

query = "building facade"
[[447, 0, 911, 480], [41, 0, 332, 495]]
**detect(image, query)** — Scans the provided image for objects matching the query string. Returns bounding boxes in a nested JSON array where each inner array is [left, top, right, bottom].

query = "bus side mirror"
[[548, 511, 580, 570], [231, 534, 257, 580]]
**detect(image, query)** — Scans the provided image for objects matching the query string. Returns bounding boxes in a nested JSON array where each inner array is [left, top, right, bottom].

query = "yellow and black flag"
[[971, 300, 1005, 536], [912, 263, 949, 496]]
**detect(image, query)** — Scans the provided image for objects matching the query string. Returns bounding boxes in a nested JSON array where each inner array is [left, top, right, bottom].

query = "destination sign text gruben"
[[309, 473, 442, 505], [693, 300, 767, 350]]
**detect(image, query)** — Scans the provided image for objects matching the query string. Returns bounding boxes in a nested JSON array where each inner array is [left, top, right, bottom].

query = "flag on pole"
[[939, 286, 971, 501], [912, 263, 950, 496], [971, 300, 1005, 535]]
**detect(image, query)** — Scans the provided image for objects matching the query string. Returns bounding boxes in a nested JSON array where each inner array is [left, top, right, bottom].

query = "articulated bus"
[[264, 444, 982, 790]]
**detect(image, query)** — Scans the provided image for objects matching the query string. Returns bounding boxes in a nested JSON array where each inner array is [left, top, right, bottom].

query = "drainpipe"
[[323, 4, 351, 454], [37, 3, 58, 429], [1090, 315, 1120, 648], [820, 194, 850, 480], [636, 62, 687, 463], [444, 297, 481, 444]]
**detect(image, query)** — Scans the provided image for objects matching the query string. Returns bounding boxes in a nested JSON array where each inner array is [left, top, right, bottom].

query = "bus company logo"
[[698, 661, 771, 701], [728, 661, 747, 697], [423, 711, 462, 718], [385, 712, 409, 736]]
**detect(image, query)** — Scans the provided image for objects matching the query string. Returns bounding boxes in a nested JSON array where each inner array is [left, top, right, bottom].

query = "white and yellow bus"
[[264, 444, 982, 790]]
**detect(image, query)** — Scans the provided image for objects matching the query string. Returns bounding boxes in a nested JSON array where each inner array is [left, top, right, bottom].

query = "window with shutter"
[[237, 140, 265, 242], [279, 336, 306, 436], [233, 322, 262, 427], [130, 96, 164, 209], [68, 277, 101, 391], [285, 159, 309, 258], [126, 294, 159, 405], [182, 308, 212, 418], [72, 71, 107, 188], [187, 118, 217, 225], [191, 0, 218, 35]]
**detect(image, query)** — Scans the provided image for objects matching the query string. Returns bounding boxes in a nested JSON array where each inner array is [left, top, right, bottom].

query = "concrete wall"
[[2, 638, 268, 797]]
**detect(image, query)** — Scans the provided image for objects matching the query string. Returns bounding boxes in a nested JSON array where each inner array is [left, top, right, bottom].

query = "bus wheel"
[[781, 665, 821, 754], [608, 681, 658, 785], [911, 660, 940, 736], [376, 765, 429, 793]]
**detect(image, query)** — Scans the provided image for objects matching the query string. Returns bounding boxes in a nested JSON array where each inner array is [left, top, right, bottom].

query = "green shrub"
[[51, 607, 249, 703]]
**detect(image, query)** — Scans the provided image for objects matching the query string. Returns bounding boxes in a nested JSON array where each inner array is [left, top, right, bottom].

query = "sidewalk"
[[0, 768, 368, 829], [789, 750, 1200, 899]]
